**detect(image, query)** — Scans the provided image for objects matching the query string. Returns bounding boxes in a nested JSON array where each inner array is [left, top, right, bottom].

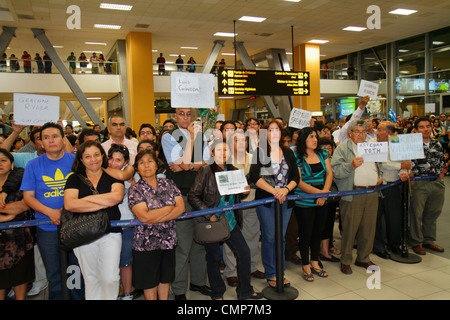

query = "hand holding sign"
[[357, 142, 389, 162]]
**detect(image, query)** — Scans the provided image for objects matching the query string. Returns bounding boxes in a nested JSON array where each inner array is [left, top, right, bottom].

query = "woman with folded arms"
[[64, 140, 125, 300], [128, 149, 185, 300]]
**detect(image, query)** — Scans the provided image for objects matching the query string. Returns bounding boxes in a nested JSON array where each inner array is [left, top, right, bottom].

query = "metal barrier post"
[[390, 180, 422, 264], [262, 200, 298, 300], [59, 248, 71, 300]]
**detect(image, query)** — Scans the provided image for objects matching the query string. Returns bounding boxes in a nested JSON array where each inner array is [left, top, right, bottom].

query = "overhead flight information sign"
[[218, 69, 310, 96]]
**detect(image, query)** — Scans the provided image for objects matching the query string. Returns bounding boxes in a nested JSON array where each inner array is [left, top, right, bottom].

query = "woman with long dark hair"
[[248, 119, 299, 288], [293, 127, 333, 282]]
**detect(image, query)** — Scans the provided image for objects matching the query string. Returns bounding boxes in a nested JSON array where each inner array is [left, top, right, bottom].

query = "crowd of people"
[[0, 100, 447, 300], [0, 51, 113, 74]]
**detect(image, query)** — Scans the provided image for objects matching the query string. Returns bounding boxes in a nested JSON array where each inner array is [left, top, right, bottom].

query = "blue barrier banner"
[[0, 175, 438, 230]]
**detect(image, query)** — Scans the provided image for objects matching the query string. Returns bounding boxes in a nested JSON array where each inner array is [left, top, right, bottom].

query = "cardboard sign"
[[171, 72, 215, 109], [357, 80, 379, 100], [288, 108, 312, 129], [13, 93, 59, 126], [389, 133, 425, 161], [357, 141, 389, 162]]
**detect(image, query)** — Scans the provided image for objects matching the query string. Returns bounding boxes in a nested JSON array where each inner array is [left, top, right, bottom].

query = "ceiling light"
[[53, 45, 64, 48], [389, 8, 417, 15], [398, 49, 409, 53], [94, 24, 121, 30], [100, 3, 133, 11], [286, 52, 292, 55], [180, 46, 198, 50], [308, 39, 329, 44], [285, 0, 301, 2], [85, 42, 107, 46], [343, 26, 367, 32], [238, 16, 266, 23], [83, 50, 103, 53], [87, 97, 102, 100], [152, 49, 158, 52], [433, 41, 445, 45], [221, 53, 236, 56], [214, 32, 237, 37], [170, 54, 185, 57]]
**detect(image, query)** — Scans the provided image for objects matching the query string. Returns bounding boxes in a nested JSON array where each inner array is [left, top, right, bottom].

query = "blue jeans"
[[256, 202, 292, 280], [204, 227, 254, 300], [36, 228, 84, 300]]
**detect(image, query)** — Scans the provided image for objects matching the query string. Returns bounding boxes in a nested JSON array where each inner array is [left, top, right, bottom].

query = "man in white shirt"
[[102, 115, 137, 165], [372, 122, 411, 259], [331, 119, 382, 275]]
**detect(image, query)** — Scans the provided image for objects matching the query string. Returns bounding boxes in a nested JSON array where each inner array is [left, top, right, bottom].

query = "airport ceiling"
[[2, 0, 450, 67]]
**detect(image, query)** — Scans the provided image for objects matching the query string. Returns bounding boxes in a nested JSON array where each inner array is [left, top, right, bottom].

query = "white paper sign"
[[215, 169, 248, 196], [357, 80, 379, 100], [13, 93, 59, 126], [425, 103, 435, 113], [289, 108, 312, 129], [389, 133, 425, 161], [357, 141, 389, 162], [171, 72, 215, 109]]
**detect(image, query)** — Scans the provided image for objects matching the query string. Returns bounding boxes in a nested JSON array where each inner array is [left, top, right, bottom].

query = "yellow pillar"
[[126, 32, 155, 132], [219, 99, 234, 120], [293, 43, 321, 111]]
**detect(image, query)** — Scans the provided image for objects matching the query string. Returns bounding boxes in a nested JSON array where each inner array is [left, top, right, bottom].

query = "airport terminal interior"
[[1, 0, 450, 301]]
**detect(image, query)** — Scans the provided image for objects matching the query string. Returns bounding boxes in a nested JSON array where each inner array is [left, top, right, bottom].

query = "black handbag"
[[193, 213, 230, 244], [58, 175, 111, 251]]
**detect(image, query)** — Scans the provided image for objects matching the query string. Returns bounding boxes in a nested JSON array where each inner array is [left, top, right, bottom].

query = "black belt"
[[353, 185, 377, 190]]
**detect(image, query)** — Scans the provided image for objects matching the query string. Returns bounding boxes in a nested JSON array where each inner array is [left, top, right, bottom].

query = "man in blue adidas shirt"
[[21, 122, 83, 300]]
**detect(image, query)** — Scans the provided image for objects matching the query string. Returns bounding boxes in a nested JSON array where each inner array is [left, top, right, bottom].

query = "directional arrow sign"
[[218, 70, 310, 96]]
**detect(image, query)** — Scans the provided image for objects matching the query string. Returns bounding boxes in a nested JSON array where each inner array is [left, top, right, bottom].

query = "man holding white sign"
[[372, 122, 411, 260], [409, 117, 446, 255]]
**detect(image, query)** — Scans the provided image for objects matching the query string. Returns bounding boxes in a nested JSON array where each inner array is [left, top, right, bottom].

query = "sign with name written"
[[357, 80, 379, 100], [288, 108, 312, 129], [218, 69, 310, 96], [13, 93, 59, 126], [171, 72, 215, 109], [357, 141, 388, 162], [389, 133, 425, 161], [215, 169, 249, 196]]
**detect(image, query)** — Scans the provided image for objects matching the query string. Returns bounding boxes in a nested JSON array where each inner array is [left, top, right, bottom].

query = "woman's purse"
[[327, 181, 342, 203], [193, 213, 230, 244], [58, 175, 111, 251]]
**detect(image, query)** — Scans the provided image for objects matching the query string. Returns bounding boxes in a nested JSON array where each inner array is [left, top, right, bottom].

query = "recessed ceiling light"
[[308, 39, 329, 44], [286, 52, 293, 55], [284, 0, 301, 2], [53, 45, 64, 48], [433, 41, 445, 45], [398, 49, 409, 53], [94, 24, 121, 30], [152, 49, 158, 52], [343, 26, 367, 32], [83, 50, 103, 54], [389, 8, 417, 15], [238, 16, 266, 23], [214, 32, 237, 37], [180, 47, 198, 50], [87, 97, 102, 100], [221, 53, 236, 56], [100, 3, 133, 11], [85, 42, 107, 46]]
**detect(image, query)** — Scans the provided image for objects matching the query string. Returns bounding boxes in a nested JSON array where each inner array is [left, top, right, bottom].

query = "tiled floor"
[[27, 177, 450, 301]]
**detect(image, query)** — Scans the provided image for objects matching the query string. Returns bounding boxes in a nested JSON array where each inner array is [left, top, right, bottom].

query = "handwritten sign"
[[215, 169, 248, 196], [171, 72, 215, 109], [357, 80, 379, 100], [13, 93, 59, 126], [389, 133, 425, 161], [357, 141, 388, 162], [289, 108, 312, 129]]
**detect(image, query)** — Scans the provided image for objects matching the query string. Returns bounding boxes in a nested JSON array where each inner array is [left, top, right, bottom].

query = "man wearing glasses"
[[161, 108, 211, 300], [331, 119, 382, 275], [102, 115, 138, 165]]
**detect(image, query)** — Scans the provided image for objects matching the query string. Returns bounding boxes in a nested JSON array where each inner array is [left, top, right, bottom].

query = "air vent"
[[135, 24, 149, 28], [17, 14, 34, 20], [255, 33, 273, 37]]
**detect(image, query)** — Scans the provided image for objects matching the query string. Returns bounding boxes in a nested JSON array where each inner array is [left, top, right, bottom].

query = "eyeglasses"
[[351, 130, 367, 136], [140, 130, 154, 136], [247, 122, 259, 127], [176, 112, 191, 118]]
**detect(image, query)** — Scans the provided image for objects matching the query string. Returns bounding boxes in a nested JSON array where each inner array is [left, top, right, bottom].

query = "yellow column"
[[126, 32, 155, 132], [293, 43, 321, 112]]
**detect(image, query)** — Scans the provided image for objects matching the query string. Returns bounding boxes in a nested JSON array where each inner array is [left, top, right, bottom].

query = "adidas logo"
[[43, 169, 73, 198]]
